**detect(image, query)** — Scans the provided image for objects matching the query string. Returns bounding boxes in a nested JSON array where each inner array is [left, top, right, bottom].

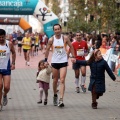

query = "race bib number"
[[0, 52, 7, 58], [77, 49, 84, 56], [55, 46, 63, 54], [18, 41, 22, 44], [25, 42, 30, 45], [32, 41, 35, 44], [56, 48, 63, 54], [35, 43, 38, 45]]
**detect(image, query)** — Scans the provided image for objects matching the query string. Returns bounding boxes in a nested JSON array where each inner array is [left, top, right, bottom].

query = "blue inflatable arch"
[[0, 0, 59, 38]]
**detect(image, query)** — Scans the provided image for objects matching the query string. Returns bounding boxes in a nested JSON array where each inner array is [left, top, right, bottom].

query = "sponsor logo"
[[0, 18, 19, 24], [4, 18, 9, 23], [47, 26, 52, 30], [4, 18, 19, 23], [0, 0, 23, 7], [0, 50, 6, 53]]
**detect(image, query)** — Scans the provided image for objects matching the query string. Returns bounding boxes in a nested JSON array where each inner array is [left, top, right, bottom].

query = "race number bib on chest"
[[32, 41, 35, 44], [77, 49, 84, 56], [55, 46, 63, 54], [0, 50, 7, 58], [35, 43, 38, 45], [25, 42, 30, 45], [18, 41, 22, 44]]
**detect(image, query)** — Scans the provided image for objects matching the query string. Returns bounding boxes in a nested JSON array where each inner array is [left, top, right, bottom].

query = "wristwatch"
[[12, 62, 15, 65], [71, 56, 75, 58]]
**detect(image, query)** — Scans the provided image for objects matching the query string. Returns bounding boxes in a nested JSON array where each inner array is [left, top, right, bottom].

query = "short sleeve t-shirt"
[[72, 40, 88, 60]]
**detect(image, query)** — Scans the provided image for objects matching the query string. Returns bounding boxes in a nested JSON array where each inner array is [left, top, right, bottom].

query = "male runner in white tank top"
[[44, 24, 75, 107], [0, 29, 16, 111]]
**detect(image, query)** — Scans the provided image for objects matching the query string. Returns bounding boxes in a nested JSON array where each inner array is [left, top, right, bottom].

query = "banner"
[[0, 0, 38, 15], [33, 1, 58, 38], [0, 17, 20, 25], [0, 0, 59, 38], [0, 17, 31, 31]]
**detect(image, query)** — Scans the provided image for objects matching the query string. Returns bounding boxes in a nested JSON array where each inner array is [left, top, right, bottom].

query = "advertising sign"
[[0, 0, 59, 38]]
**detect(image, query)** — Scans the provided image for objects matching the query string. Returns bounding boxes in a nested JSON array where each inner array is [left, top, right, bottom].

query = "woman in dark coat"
[[75, 49, 116, 109]]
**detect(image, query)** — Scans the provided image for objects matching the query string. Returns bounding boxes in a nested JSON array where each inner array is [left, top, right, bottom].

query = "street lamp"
[[84, 7, 88, 23]]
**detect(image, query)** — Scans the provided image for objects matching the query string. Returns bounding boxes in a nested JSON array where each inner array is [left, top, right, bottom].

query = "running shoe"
[[53, 95, 58, 106], [27, 62, 30, 66], [81, 85, 86, 93], [3, 95, 8, 106], [58, 99, 64, 107], [76, 87, 80, 93], [0, 104, 3, 111]]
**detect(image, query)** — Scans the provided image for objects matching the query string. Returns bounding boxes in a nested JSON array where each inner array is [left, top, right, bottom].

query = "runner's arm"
[[65, 36, 75, 58], [21, 38, 24, 45], [9, 42, 16, 65], [44, 37, 53, 61]]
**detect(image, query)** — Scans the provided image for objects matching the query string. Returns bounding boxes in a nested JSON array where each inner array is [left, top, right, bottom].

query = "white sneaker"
[[58, 99, 64, 107], [27, 62, 30, 66]]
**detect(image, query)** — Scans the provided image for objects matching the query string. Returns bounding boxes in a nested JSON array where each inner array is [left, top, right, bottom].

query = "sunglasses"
[[76, 35, 81, 36]]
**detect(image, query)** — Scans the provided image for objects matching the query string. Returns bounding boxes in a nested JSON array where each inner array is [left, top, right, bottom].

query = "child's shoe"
[[44, 99, 47, 105], [37, 100, 42, 104], [91, 102, 98, 109]]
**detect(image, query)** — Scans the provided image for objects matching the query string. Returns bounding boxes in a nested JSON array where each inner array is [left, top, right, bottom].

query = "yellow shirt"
[[35, 36, 39, 45], [22, 37, 31, 49]]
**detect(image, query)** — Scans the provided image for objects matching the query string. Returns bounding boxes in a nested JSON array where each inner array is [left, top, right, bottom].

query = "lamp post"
[[84, 7, 88, 23], [97, 2, 102, 34], [59, 0, 69, 32]]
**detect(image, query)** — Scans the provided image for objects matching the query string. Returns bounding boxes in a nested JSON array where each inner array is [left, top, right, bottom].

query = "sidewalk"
[[0, 50, 120, 120]]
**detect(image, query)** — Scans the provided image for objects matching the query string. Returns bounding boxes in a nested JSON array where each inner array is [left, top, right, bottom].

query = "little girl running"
[[74, 49, 116, 109], [36, 60, 52, 105]]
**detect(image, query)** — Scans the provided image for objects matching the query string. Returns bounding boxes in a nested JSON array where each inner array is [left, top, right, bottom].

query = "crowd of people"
[[0, 24, 120, 111], [6, 30, 48, 66]]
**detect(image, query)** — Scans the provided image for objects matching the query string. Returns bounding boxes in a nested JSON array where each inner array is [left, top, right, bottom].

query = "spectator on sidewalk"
[[44, 24, 75, 107]]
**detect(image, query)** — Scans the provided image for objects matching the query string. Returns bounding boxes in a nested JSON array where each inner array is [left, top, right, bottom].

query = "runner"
[[22, 32, 32, 66], [35, 32, 39, 56], [44, 24, 75, 107], [69, 32, 88, 93], [17, 32, 23, 56], [0, 29, 16, 111], [30, 33, 36, 56]]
